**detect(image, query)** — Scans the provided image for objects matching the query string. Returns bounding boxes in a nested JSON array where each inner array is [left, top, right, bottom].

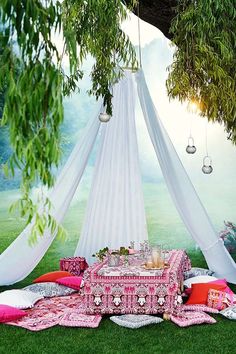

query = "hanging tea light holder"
[[99, 112, 111, 123], [202, 156, 213, 174], [186, 136, 197, 154], [202, 121, 213, 174]]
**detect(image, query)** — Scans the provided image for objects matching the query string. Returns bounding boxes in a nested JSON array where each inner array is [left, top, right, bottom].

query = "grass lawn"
[[0, 189, 236, 354]]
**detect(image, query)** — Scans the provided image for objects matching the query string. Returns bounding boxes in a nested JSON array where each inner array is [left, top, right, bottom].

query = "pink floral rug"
[[6, 293, 84, 331]]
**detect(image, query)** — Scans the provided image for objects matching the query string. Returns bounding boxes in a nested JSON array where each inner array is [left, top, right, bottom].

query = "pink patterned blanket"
[[6, 293, 85, 331]]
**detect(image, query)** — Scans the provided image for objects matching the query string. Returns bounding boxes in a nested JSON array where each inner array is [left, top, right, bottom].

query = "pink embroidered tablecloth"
[[82, 250, 191, 315]]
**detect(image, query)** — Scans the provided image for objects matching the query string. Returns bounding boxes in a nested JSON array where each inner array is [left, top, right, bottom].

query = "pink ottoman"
[[60, 257, 88, 276]]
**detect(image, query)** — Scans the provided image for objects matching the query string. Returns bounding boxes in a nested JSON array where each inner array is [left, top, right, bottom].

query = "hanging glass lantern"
[[186, 137, 197, 154], [99, 112, 111, 123], [202, 156, 213, 174]]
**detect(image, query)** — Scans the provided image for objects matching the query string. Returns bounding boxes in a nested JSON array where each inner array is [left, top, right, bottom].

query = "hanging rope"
[[137, 1, 142, 68], [189, 114, 193, 138], [205, 120, 209, 156]]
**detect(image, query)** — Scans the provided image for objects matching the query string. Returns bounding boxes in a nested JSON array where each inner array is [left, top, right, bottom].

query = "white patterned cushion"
[[23, 282, 77, 298], [110, 314, 163, 329], [183, 275, 218, 288], [0, 289, 43, 309], [220, 305, 236, 320], [184, 267, 214, 280]]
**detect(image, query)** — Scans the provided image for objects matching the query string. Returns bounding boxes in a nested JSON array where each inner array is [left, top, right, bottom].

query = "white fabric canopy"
[[0, 111, 101, 285], [75, 71, 147, 263], [0, 69, 235, 285], [136, 69, 236, 283]]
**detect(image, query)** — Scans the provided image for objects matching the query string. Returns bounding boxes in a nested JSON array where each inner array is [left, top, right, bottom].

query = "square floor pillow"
[[220, 305, 236, 320], [207, 289, 234, 311], [56, 276, 83, 290], [184, 275, 218, 288], [0, 290, 43, 309], [59, 310, 102, 328], [170, 311, 216, 327], [24, 282, 77, 297], [0, 305, 27, 323], [184, 268, 214, 280], [110, 315, 163, 329], [182, 304, 219, 314], [33, 271, 73, 283], [185, 283, 227, 305]]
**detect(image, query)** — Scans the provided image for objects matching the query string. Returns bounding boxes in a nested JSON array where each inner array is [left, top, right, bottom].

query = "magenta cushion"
[[0, 305, 27, 323], [208, 279, 234, 295], [56, 276, 83, 290]]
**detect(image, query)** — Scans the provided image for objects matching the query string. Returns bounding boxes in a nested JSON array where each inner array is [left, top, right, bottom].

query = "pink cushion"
[[208, 279, 234, 295], [59, 310, 102, 328], [0, 305, 27, 323], [182, 304, 219, 314], [207, 288, 234, 310], [170, 311, 216, 327], [56, 276, 83, 290]]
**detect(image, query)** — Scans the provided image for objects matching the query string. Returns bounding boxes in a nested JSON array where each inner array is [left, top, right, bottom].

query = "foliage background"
[[0, 23, 236, 250]]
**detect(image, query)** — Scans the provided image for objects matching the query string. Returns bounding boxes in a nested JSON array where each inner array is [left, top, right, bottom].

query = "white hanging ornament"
[[99, 112, 111, 123], [186, 136, 197, 154], [202, 156, 213, 174]]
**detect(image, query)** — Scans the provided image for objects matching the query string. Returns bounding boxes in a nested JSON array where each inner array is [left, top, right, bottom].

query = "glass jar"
[[108, 253, 120, 267]]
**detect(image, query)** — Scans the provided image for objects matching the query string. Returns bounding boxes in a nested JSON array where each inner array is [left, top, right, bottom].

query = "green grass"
[[0, 189, 236, 354]]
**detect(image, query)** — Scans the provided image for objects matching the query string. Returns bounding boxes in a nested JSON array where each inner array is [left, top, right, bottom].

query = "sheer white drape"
[[1, 69, 235, 286], [75, 71, 147, 263], [0, 112, 101, 285], [136, 69, 236, 283]]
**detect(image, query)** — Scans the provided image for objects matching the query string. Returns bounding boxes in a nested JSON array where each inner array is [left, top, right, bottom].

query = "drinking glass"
[[151, 245, 162, 267]]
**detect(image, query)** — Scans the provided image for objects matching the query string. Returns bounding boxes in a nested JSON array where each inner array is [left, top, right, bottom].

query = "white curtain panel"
[[75, 71, 147, 263], [136, 69, 236, 283], [0, 111, 101, 285]]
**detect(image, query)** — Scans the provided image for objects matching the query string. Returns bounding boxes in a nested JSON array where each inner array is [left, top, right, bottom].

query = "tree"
[[131, 0, 236, 141], [0, 0, 235, 241], [131, 0, 177, 40], [0, 0, 137, 241]]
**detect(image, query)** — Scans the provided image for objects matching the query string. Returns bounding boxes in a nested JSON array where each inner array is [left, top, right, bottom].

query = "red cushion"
[[33, 271, 73, 283], [185, 279, 234, 296], [185, 283, 227, 305], [0, 305, 27, 323]]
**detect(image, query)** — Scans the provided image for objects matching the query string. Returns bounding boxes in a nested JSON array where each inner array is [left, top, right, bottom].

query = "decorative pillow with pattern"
[[220, 305, 236, 320], [184, 267, 214, 280], [170, 311, 216, 327], [23, 282, 77, 298], [207, 289, 234, 311], [59, 310, 102, 328], [110, 314, 163, 329], [182, 304, 219, 314]]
